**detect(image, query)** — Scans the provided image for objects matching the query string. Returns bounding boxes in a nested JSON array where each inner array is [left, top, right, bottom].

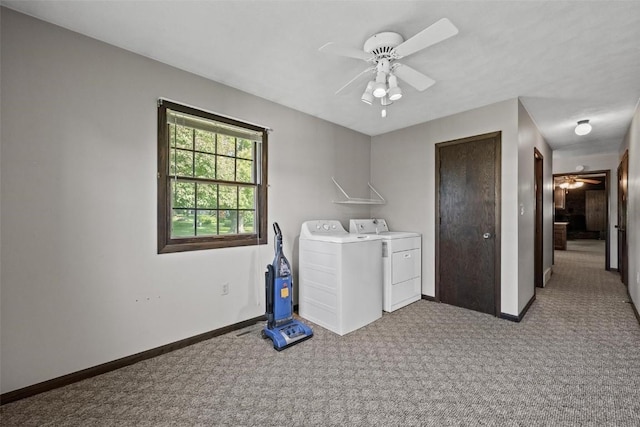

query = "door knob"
[[483, 233, 492, 239]]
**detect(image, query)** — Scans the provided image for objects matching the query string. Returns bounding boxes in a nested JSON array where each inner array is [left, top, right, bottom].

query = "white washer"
[[350, 219, 422, 312], [298, 220, 383, 336]]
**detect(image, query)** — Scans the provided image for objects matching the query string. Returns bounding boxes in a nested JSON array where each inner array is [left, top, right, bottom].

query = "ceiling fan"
[[555, 175, 601, 189], [318, 18, 459, 116]]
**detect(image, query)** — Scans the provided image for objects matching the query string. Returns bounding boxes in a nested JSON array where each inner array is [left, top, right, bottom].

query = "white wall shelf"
[[331, 177, 386, 205]]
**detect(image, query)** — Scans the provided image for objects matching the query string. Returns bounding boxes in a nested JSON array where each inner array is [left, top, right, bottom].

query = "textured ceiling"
[[3, 0, 640, 158]]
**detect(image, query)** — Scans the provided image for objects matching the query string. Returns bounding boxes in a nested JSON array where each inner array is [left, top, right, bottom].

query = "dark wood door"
[[534, 148, 544, 288], [436, 132, 501, 316], [618, 150, 629, 286], [586, 190, 606, 232]]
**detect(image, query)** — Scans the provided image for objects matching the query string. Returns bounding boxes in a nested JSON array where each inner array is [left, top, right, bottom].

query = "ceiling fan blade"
[[577, 178, 601, 184], [394, 64, 435, 92], [319, 42, 372, 61], [334, 66, 375, 95], [393, 18, 459, 58]]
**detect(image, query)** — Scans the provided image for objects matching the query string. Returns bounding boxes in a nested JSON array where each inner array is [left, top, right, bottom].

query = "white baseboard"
[[543, 267, 553, 287]]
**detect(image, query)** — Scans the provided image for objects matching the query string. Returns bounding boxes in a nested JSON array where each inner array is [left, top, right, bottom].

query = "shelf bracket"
[[331, 177, 386, 205]]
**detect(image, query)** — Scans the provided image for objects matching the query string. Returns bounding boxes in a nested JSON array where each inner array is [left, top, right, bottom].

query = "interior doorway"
[[553, 170, 610, 270], [435, 132, 501, 316]]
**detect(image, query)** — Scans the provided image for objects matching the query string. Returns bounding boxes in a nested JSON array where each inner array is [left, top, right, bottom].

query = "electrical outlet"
[[222, 283, 229, 296]]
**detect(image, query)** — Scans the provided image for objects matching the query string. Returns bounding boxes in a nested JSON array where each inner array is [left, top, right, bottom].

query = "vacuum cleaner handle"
[[273, 222, 282, 238], [265, 264, 275, 329]]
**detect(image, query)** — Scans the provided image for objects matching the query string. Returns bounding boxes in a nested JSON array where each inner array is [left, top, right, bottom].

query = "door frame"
[[435, 131, 502, 316], [618, 150, 629, 286], [552, 170, 610, 270], [534, 148, 544, 288]]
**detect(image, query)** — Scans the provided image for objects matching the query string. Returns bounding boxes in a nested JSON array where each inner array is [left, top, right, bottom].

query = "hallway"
[[531, 239, 638, 348]]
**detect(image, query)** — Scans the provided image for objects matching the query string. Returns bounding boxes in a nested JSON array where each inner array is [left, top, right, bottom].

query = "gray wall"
[[621, 103, 640, 308], [517, 100, 554, 302], [0, 9, 371, 393]]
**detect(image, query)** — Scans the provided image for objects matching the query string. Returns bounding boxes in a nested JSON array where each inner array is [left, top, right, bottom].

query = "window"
[[157, 99, 268, 253]]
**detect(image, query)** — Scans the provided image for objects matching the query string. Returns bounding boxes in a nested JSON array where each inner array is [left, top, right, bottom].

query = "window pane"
[[237, 138, 253, 160], [239, 210, 255, 234], [172, 180, 195, 208], [172, 209, 195, 237], [169, 124, 176, 147], [238, 187, 255, 209], [196, 210, 217, 236], [173, 149, 193, 177], [218, 134, 236, 157], [194, 153, 215, 179], [218, 185, 237, 209], [219, 210, 238, 235], [236, 159, 253, 183], [175, 125, 193, 149], [195, 129, 215, 153], [216, 156, 235, 181], [217, 134, 236, 156], [196, 183, 217, 209]]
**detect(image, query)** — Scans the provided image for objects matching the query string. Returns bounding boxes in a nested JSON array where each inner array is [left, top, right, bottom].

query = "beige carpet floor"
[[2, 241, 639, 426]]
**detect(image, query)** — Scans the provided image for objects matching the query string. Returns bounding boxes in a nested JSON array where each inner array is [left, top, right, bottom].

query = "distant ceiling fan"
[[555, 175, 601, 189], [318, 18, 459, 116]]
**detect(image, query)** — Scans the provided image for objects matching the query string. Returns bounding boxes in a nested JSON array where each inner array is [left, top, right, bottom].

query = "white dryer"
[[298, 220, 383, 336], [350, 219, 422, 312]]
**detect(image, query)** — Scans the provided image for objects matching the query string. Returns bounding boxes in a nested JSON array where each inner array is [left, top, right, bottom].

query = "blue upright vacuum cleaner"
[[262, 222, 313, 350]]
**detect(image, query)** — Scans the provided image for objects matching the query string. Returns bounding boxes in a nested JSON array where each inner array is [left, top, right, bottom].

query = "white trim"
[[544, 267, 553, 287]]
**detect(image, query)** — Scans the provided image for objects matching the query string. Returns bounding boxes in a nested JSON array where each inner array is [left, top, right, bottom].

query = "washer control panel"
[[349, 219, 389, 234], [314, 220, 342, 232], [302, 220, 347, 235]]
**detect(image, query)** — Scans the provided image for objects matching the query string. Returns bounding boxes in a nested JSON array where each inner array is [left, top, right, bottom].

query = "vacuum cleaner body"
[[262, 223, 313, 350]]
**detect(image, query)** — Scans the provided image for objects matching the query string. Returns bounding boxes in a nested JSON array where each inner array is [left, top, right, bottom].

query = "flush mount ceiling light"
[[575, 119, 592, 136]]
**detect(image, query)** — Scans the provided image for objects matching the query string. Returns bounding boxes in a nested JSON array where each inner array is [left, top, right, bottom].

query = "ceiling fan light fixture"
[[372, 71, 387, 98], [372, 84, 387, 98], [387, 74, 402, 101], [575, 119, 592, 136], [319, 18, 459, 109], [361, 81, 374, 105], [557, 178, 587, 190], [388, 86, 402, 101]]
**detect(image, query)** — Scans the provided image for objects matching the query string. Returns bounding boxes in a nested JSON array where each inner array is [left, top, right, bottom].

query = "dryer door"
[[392, 249, 420, 284]]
